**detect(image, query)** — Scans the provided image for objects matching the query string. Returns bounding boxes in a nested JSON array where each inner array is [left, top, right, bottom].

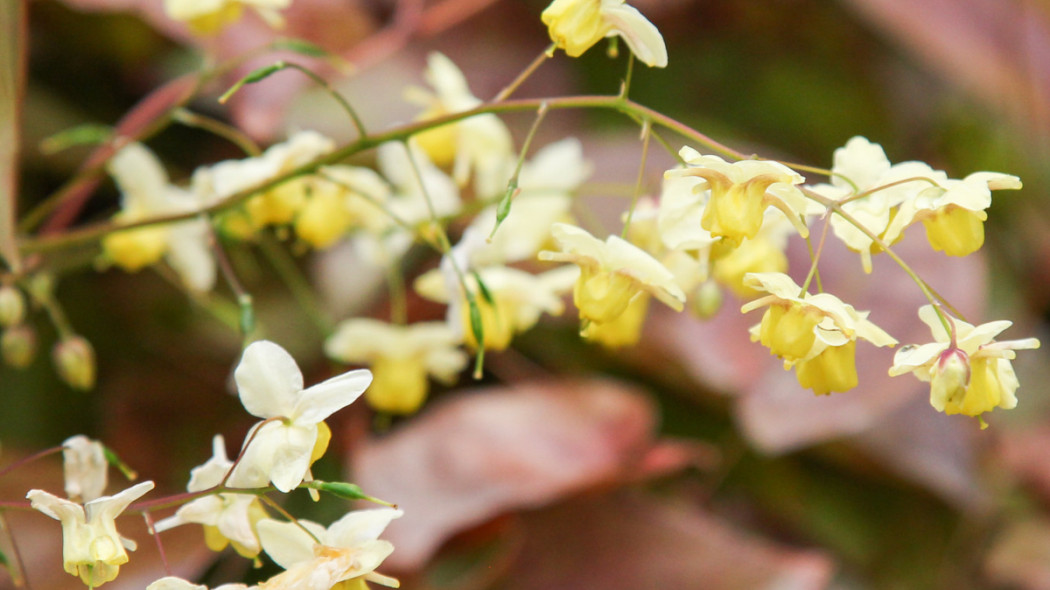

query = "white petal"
[[293, 369, 373, 424], [235, 340, 305, 419], [326, 508, 403, 547], [257, 518, 326, 569], [600, 3, 668, 68]]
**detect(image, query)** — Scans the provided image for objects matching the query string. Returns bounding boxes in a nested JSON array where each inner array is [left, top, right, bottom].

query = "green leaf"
[[219, 61, 287, 104], [303, 480, 393, 506], [272, 37, 329, 58], [39, 123, 112, 155]]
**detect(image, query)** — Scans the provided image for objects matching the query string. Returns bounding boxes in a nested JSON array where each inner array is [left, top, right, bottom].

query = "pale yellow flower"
[[324, 319, 467, 414], [406, 53, 513, 195], [164, 0, 289, 34], [103, 143, 216, 292], [27, 481, 155, 587], [889, 305, 1040, 426], [541, 0, 668, 67], [416, 264, 578, 351], [538, 223, 685, 331], [666, 147, 811, 244], [742, 272, 897, 395]]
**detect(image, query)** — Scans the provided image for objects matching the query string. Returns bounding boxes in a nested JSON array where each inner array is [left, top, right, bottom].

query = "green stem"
[[621, 118, 652, 239], [493, 45, 553, 102], [257, 232, 333, 337], [172, 108, 261, 156]]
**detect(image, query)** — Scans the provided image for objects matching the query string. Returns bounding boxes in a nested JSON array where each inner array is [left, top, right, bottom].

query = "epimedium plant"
[[0, 0, 1042, 587]]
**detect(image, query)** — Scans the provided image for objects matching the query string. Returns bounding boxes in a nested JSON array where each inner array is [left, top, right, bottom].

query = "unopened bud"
[[53, 336, 96, 391], [930, 347, 970, 409], [2, 325, 37, 368], [0, 286, 25, 327], [689, 281, 723, 319]]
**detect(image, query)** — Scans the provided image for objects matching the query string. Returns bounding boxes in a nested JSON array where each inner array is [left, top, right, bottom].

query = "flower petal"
[[294, 369, 373, 424], [235, 340, 305, 419], [600, 3, 668, 67]]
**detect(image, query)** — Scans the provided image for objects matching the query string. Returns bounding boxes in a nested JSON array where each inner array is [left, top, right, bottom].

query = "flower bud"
[[53, 336, 97, 391], [2, 325, 37, 368], [0, 286, 25, 327], [689, 281, 723, 319]]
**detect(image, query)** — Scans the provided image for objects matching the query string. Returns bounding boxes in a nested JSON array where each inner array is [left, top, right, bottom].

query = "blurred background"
[[4, 0, 1050, 588]]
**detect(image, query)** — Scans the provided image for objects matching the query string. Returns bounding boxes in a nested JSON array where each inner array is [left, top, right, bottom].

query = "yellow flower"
[[324, 319, 467, 414], [742, 272, 897, 395], [580, 292, 650, 348], [666, 147, 811, 244], [164, 0, 290, 34], [889, 305, 1040, 427], [415, 265, 577, 351], [27, 481, 155, 587], [882, 171, 1021, 257], [538, 223, 685, 333], [541, 0, 668, 67]]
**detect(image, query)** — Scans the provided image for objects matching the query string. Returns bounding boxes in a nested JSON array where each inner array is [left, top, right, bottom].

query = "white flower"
[[27, 481, 155, 587], [103, 143, 216, 292], [62, 435, 108, 503], [154, 435, 266, 557], [541, 0, 668, 68], [256, 508, 403, 590], [229, 341, 372, 492]]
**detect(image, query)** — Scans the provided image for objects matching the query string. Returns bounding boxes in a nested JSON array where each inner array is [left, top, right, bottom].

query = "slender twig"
[[0, 446, 62, 479], [621, 119, 652, 238], [492, 45, 553, 102], [172, 108, 261, 156], [141, 511, 171, 576]]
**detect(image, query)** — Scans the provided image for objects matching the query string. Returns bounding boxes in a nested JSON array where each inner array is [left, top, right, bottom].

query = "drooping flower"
[[256, 508, 403, 590], [324, 319, 467, 415], [665, 147, 812, 244], [154, 435, 268, 557], [228, 341, 372, 492], [889, 305, 1040, 427], [62, 435, 108, 503], [741, 272, 897, 395], [27, 481, 155, 587], [538, 223, 685, 333], [103, 143, 216, 292], [882, 171, 1022, 257], [541, 0, 668, 67], [164, 0, 289, 34]]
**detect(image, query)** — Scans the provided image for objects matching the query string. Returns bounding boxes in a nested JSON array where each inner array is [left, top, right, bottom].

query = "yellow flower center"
[[758, 303, 821, 361], [695, 172, 787, 243], [921, 206, 986, 257], [574, 266, 639, 325], [795, 340, 858, 395], [366, 355, 430, 414], [712, 236, 788, 298]]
